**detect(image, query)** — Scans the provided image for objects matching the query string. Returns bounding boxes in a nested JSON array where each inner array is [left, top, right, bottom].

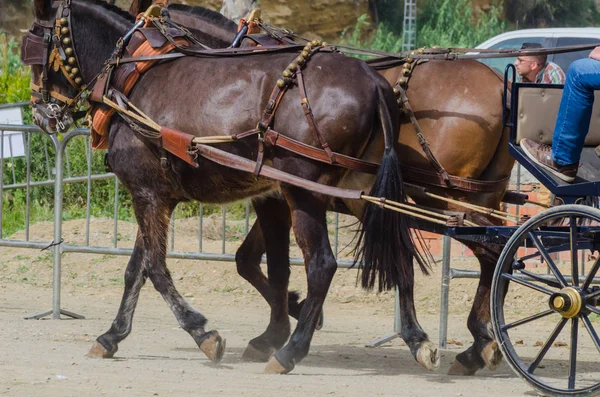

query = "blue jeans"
[[552, 58, 600, 165]]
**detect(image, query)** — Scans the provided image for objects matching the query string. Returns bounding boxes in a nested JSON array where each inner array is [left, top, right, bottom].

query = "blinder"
[[20, 32, 48, 67]]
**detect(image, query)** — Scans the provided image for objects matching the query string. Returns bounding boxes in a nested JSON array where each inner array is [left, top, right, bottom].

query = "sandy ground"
[[0, 218, 599, 397]]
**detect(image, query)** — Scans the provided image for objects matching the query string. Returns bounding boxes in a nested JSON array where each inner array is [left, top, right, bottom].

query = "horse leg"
[[236, 196, 293, 362], [398, 253, 440, 370], [448, 240, 503, 376], [265, 187, 335, 374], [87, 229, 146, 358], [90, 196, 224, 362], [138, 197, 224, 362]]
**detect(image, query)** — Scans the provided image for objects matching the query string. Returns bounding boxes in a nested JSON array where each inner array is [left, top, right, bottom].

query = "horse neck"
[[168, 8, 237, 48], [71, 1, 132, 84]]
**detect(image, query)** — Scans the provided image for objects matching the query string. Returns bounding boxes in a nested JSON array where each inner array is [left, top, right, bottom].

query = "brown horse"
[[24, 0, 426, 374], [133, 2, 516, 375]]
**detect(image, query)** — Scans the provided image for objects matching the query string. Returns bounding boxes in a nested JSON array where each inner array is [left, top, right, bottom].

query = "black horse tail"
[[354, 84, 431, 292]]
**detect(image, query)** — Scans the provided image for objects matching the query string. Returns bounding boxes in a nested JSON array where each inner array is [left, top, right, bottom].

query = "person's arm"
[[589, 46, 600, 60]]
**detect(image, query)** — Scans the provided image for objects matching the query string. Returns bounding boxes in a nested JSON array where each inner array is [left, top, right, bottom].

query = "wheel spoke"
[[582, 255, 600, 291], [581, 314, 600, 354], [570, 217, 579, 287], [529, 232, 569, 287], [502, 273, 554, 295], [568, 317, 579, 390], [519, 270, 562, 289], [588, 289, 600, 300], [529, 318, 568, 374], [586, 304, 600, 316], [502, 309, 554, 331]]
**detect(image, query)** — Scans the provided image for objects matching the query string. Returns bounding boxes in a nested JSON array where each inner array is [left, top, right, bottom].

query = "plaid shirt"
[[519, 61, 566, 84]]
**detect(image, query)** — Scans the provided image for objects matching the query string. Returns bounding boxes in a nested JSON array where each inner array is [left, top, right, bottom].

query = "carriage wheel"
[[491, 205, 600, 397]]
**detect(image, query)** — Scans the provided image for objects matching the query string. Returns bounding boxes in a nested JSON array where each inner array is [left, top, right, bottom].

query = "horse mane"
[[81, 0, 136, 22], [168, 3, 237, 30]]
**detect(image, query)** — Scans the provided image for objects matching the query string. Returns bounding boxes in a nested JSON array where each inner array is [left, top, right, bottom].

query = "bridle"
[[21, 0, 86, 131]]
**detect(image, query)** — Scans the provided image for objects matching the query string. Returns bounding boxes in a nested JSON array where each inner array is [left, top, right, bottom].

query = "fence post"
[[25, 132, 85, 320], [439, 235, 451, 349]]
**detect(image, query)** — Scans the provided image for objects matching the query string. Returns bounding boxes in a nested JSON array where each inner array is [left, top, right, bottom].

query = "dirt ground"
[[0, 218, 598, 396]]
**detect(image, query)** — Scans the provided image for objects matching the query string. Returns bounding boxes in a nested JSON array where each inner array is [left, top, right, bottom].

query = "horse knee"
[[306, 255, 337, 286]]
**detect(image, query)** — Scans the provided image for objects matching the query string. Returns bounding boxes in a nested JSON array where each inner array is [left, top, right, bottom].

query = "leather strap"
[[297, 68, 336, 164], [398, 87, 454, 188], [401, 164, 510, 193], [254, 135, 265, 176], [231, 127, 380, 174], [30, 82, 75, 106], [263, 129, 379, 174], [195, 144, 363, 200]]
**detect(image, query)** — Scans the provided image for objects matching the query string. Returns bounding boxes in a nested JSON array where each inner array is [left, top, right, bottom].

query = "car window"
[[478, 37, 546, 74], [553, 37, 600, 72]]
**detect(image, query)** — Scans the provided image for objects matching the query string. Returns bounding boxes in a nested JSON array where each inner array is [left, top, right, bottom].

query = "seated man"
[[521, 47, 600, 182], [516, 42, 565, 84]]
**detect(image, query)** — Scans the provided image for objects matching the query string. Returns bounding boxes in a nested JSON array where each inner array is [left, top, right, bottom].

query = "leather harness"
[[22, 2, 509, 199]]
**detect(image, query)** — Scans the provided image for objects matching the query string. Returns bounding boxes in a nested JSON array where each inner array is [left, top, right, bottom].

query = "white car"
[[475, 28, 600, 74]]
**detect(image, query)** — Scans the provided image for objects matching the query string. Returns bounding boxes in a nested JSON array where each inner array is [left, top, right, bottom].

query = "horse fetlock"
[[198, 330, 226, 363], [415, 341, 440, 370], [86, 340, 118, 358], [481, 341, 503, 371], [242, 342, 274, 362], [447, 359, 479, 376]]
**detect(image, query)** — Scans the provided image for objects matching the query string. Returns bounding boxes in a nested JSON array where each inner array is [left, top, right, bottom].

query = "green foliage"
[[417, 0, 505, 48], [340, 14, 403, 55], [341, 0, 505, 54], [504, 0, 600, 29], [0, 32, 30, 104]]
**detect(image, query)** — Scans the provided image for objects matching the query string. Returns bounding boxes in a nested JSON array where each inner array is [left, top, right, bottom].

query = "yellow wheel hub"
[[549, 287, 582, 318]]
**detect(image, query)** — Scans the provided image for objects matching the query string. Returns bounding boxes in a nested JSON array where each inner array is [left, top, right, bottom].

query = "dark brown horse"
[[132, 2, 516, 375], [25, 0, 426, 374]]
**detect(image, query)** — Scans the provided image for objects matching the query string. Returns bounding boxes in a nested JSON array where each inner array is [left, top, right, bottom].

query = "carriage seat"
[[515, 86, 600, 146]]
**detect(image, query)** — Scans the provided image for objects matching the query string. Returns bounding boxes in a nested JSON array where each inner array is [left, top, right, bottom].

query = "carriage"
[[441, 65, 600, 396], [20, 1, 600, 396]]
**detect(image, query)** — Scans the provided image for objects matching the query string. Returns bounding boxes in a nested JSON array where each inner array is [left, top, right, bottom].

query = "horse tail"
[[355, 83, 430, 292]]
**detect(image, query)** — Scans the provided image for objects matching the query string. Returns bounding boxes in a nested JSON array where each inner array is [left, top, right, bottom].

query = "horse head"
[[21, 0, 132, 134]]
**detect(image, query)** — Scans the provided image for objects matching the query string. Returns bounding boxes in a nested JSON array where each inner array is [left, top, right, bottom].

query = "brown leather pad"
[[160, 126, 198, 167]]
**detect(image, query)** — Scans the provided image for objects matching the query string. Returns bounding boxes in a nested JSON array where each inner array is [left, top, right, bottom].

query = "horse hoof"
[[199, 331, 226, 363], [86, 341, 117, 358], [264, 355, 293, 374], [481, 341, 502, 371], [416, 341, 440, 370], [447, 359, 478, 376], [242, 343, 273, 362]]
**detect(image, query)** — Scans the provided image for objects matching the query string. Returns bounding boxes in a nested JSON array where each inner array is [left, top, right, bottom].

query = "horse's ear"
[[128, 0, 167, 16], [33, 0, 51, 21]]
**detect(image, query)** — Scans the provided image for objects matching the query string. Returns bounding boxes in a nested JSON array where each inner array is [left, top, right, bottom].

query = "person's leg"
[[553, 58, 600, 165]]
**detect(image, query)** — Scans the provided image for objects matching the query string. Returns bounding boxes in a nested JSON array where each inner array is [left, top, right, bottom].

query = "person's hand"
[[589, 46, 600, 60]]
